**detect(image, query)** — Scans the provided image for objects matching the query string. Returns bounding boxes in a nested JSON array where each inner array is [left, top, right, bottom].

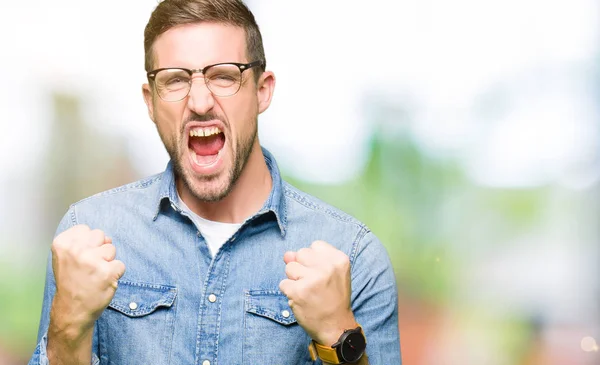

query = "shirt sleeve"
[[350, 229, 402, 364], [28, 207, 101, 365], [28, 333, 100, 365]]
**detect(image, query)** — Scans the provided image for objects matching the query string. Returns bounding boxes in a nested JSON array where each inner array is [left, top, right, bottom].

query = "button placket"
[[196, 248, 230, 363]]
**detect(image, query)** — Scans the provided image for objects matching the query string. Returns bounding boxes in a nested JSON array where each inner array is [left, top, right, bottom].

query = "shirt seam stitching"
[[70, 175, 162, 208], [349, 226, 370, 266], [282, 183, 365, 228]]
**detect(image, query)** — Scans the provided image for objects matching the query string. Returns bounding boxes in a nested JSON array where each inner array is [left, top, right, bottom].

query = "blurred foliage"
[[285, 131, 549, 306], [0, 258, 46, 358], [285, 133, 464, 302]]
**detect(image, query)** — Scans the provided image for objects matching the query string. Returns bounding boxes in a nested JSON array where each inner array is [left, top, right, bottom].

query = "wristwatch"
[[308, 326, 367, 364]]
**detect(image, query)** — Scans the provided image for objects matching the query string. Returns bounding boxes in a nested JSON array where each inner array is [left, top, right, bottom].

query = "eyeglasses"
[[147, 60, 265, 102]]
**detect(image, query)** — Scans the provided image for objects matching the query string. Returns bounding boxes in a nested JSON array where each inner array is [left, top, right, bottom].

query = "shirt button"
[[129, 302, 138, 310], [208, 294, 217, 303], [202, 360, 210, 365], [281, 310, 290, 318]]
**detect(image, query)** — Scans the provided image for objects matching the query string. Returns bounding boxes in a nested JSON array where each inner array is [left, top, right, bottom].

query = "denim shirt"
[[29, 148, 401, 365]]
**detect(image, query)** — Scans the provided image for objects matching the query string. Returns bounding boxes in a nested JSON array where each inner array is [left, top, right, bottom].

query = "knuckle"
[[51, 237, 64, 251], [311, 240, 327, 248], [284, 264, 296, 279], [78, 250, 94, 265], [98, 262, 114, 279], [52, 237, 77, 256], [114, 260, 126, 274], [336, 254, 350, 267], [297, 247, 311, 259], [89, 229, 105, 239], [102, 268, 114, 283]]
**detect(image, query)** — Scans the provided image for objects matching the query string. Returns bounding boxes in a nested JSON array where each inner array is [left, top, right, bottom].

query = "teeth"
[[189, 126, 222, 138]]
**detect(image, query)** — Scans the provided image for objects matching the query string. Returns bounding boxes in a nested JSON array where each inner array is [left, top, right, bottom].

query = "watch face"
[[340, 331, 366, 362]]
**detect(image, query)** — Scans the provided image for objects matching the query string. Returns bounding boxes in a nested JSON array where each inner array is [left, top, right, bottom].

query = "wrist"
[[49, 297, 95, 344], [47, 322, 94, 365], [314, 316, 360, 347]]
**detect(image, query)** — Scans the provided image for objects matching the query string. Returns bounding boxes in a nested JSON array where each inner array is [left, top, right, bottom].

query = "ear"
[[142, 83, 156, 124], [256, 71, 276, 114]]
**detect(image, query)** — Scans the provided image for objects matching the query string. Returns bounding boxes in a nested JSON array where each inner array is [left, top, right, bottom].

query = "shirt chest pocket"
[[243, 290, 312, 365], [98, 280, 178, 365]]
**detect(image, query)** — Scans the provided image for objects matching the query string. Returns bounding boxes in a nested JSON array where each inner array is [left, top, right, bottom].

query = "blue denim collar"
[[153, 147, 287, 236]]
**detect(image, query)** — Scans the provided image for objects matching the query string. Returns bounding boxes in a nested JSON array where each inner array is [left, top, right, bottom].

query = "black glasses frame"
[[147, 60, 265, 100]]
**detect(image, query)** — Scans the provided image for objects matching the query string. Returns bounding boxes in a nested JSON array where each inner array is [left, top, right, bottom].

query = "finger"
[[285, 261, 308, 280], [54, 224, 89, 245], [108, 259, 126, 281], [310, 240, 334, 252], [86, 229, 107, 248], [279, 278, 296, 298], [104, 236, 112, 244], [283, 251, 296, 264], [94, 243, 116, 261], [295, 247, 317, 267]]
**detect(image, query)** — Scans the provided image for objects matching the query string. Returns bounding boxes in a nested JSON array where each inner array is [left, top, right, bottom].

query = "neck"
[[177, 141, 272, 223]]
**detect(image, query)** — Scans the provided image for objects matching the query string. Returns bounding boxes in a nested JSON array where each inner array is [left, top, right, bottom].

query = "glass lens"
[[205, 64, 242, 97], [155, 69, 191, 101]]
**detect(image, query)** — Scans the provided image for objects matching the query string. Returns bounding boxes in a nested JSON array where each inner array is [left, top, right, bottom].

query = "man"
[[29, 0, 401, 364]]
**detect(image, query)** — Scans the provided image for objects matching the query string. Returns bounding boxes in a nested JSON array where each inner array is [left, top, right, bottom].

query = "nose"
[[186, 77, 215, 115]]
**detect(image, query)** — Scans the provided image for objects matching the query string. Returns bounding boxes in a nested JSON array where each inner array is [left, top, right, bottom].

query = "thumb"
[[283, 251, 297, 264]]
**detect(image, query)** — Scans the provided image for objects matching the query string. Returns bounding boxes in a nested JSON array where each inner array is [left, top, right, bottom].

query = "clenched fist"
[[50, 225, 126, 338], [279, 240, 358, 347]]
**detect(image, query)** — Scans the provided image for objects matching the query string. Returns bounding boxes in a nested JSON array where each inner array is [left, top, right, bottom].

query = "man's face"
[[143, 23, 273, 202]]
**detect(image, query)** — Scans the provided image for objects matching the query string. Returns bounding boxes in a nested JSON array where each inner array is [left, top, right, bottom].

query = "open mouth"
[[188, 125, 226, 167]]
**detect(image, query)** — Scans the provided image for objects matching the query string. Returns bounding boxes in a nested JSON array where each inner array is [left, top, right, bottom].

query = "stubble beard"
[[158, 116, 258, 203]]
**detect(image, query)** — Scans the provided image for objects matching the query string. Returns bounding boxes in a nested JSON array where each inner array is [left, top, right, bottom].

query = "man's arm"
[[29, 209, 125, 365], [346, 230, 401, 364], [279, 230, 401, 364]]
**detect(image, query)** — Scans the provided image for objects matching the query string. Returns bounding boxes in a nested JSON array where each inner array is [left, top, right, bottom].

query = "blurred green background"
[[1, 1, 599, 364]]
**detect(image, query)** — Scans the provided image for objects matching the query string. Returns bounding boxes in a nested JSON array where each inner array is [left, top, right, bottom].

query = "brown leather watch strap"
[[308, 340, 342, 363], [308, 326, 366, 364]]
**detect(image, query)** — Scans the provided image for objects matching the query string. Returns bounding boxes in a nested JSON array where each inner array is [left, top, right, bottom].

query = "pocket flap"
[[245, 289, 297, 325], [108, 280, 177, 317]]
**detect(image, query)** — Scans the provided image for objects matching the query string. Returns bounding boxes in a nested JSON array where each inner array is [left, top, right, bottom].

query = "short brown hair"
[[144, 0, 266, 76]]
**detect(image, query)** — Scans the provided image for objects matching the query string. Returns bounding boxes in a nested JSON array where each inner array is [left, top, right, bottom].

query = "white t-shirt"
[[177, 195, 243, 257]]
